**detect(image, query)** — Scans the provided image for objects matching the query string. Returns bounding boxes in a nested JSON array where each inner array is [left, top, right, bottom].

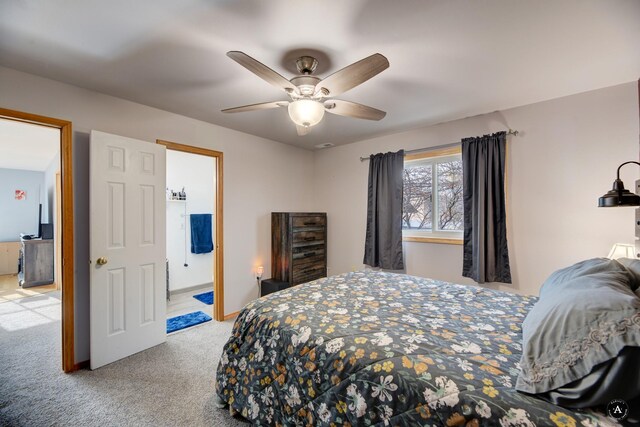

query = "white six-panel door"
[[90, 130, 166, 369]]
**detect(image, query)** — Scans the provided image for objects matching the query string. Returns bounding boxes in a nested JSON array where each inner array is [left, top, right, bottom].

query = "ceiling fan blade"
[[315, 53, 389, 97], [324, 100, 386, 121], [227, 51, 299, 95], [296, 125, 311, 136], [221, 101, 288, 113]]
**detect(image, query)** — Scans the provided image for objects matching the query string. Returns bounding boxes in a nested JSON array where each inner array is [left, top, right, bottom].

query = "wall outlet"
[[351, 265, 358, 272]]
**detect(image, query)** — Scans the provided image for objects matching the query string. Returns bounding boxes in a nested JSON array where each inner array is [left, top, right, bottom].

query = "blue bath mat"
[[193, 290, 214, 305], [167, 311, 212, 334]]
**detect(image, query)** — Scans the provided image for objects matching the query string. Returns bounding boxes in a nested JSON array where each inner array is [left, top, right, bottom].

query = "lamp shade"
[[598, 179, 640, 207], [288, 100, 325, 127], [598, 161, 640, 207], [607, 243, 636, 259]]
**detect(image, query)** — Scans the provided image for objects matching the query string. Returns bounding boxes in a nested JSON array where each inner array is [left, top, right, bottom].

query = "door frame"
[[0, 107, 75, 372], [55, 172, 62, 290], [156, 140, 224, 321]]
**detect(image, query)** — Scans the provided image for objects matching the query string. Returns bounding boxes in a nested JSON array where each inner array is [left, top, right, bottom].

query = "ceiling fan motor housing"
[[290, 75, 321, 97]]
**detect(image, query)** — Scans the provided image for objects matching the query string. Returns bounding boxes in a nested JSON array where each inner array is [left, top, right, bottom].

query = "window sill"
[[403, 236, 463, 245]]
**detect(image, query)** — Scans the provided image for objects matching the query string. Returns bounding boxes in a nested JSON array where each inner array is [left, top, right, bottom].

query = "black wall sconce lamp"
[[598, 161, 640, 207]]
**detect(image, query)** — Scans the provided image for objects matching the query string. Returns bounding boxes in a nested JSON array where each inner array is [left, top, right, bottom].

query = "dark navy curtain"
[[462, 132, 511, 283], [363, 150, 405, 270]]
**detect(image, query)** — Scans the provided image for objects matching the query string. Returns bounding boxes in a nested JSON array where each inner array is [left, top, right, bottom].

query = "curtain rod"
[[359, 129, 519, 161]]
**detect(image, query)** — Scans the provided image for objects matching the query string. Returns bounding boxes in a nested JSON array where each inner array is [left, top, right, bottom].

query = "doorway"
[[156, 140, 224, 321], [0, 107, 74, 372]]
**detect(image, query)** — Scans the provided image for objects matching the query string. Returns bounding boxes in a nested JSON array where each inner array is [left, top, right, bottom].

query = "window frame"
[[402, 146, 464, 245]]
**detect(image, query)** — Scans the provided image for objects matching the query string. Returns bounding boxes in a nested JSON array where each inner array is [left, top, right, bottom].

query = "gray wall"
[[0, 168, 44, 242]]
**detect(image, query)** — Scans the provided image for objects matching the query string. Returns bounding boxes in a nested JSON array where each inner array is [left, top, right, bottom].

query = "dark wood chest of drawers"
[[271, 212, 327, 286]]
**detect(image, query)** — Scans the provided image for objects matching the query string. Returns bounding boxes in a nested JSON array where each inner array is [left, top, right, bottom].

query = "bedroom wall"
[[0, 168, 44, 242], [313, 82, 639, 297], [0, 66, 315, 363], [166, 149, 215, 292], [43, 152, 60, 224]]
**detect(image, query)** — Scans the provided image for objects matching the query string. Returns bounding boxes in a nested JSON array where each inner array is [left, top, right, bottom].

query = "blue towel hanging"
[[190, 214, 213, 254]]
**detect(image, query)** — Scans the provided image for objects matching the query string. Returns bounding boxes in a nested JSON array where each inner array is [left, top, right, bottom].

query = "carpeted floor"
[[0, 292, 247, 426]]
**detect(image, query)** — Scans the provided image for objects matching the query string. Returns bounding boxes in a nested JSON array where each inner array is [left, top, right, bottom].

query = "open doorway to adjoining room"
[[157, 140, 224, 328], [0, 108, 74, 372]]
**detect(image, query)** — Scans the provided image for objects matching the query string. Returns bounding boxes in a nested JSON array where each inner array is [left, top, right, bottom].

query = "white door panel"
[[90, 130, 166, 369]]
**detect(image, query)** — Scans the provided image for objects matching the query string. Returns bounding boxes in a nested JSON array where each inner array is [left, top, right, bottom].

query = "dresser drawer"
[[292, 250, 325, 284], [292, 230, 325, 245], [292, 215, 326, 228], [292, 265, 325, 284], [292, 253, 325, 269], [292, 246, 324, 260]]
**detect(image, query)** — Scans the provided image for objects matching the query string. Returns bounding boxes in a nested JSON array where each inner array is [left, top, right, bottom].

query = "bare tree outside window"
[[402, 156, 463, 232], [437, 160, 463, 230], [402, 165, 432, 229]]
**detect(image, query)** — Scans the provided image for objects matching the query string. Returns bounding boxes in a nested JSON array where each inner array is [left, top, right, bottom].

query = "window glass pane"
[[437, 160, 463, 230], [403, 164, 432, 230]]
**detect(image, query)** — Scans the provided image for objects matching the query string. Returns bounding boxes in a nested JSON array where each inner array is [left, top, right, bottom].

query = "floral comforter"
[[215, 271, 616, 426]]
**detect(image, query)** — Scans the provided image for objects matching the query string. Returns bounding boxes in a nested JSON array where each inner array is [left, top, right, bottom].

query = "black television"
[[38, 204, 54, 239]]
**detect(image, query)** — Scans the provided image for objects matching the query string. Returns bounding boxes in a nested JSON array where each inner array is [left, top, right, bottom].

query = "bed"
[[215, 270, 618, 426]]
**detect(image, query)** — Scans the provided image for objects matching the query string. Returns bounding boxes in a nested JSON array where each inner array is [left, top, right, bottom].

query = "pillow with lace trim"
[[516, 258, 640, 397]]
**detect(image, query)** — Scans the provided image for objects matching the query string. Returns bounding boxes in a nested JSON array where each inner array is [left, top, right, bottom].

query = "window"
[[402, 147, 463, 244]]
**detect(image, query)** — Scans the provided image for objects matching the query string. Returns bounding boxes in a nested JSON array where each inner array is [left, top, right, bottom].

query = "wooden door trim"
[[0, 107, 75, 373], [156, 139, 224, 321]]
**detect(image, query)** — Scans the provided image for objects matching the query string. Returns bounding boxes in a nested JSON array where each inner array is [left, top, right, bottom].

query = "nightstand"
[[260, 278, 291, 297]]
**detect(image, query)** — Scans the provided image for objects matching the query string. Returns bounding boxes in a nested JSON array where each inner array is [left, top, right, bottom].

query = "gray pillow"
[[516, 258, 640, 396], [618, 257, 640, 291]]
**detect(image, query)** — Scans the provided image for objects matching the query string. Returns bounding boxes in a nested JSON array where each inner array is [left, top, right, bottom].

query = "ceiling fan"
[[222, 51, 389, 136]]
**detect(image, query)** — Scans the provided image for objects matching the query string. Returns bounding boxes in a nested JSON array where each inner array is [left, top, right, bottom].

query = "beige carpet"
[[0, 291, 247, 426]]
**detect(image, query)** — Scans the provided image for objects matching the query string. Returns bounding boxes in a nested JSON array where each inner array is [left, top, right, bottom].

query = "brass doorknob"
[[96, 257, 108, 266]]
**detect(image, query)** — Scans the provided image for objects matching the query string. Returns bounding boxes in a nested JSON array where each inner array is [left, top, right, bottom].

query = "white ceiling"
[[0, 1, 639, 149], [0, 119, 59, 171]]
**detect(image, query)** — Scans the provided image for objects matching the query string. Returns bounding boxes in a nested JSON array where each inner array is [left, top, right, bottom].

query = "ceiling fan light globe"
[[288, 100, 325, 127]]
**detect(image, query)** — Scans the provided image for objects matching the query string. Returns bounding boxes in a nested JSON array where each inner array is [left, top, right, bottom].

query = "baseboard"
[[223, 310, 240, 320], [169, 282, 212, 297]]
